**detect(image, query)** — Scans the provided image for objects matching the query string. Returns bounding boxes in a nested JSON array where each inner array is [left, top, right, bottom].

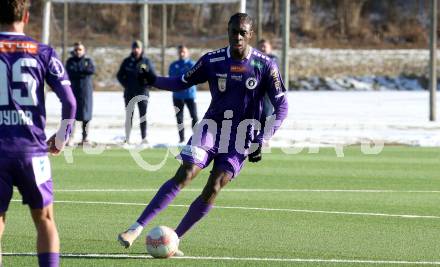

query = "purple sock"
[[175, 196, 213, 238], [136, 179, 181, 226], [37, 253, 59, 267]]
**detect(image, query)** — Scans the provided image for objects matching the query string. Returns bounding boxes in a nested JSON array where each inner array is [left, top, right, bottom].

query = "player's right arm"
[[45, 48, 77, 154], [141, 55, 208, 92]]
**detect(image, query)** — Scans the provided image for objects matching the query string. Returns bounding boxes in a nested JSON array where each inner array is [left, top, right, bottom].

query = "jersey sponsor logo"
[[48, 57, 65, 77], [209, 56, 225, 63], [245, 77, 258, 90], [218, 78, 227, 92], [231, 74, 242, 81], [32, 156, 51, 186], [0, 110, 33, 126], [270, 67, 282, 91], [216, 73, 227, 78], [184, 61, 202, 80], [230, 65, 247, 73], [0, 41, 38, 54]]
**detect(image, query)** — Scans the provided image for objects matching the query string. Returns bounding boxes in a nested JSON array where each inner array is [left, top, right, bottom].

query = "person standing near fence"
[[169, 45, 198, 143], [66, 42, 95, 145], [117, 40, 155, 145]]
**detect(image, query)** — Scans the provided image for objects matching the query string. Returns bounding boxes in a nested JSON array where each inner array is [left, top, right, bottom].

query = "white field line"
[[10, 199, 440, 219], [2, 252, 440, 265], [52, 188, 440, 193]]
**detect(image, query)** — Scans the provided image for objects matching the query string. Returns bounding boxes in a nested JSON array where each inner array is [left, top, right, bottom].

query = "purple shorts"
[[0, 155, 54, 212], [177, 128, 248, 178]]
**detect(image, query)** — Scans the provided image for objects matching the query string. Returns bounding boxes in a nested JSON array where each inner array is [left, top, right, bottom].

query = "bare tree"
[[337, 0, 367, 36], [271, 0, 281, 36], [169, 5, 176, 31], [209, 3, 226, 33], [295, 0, 313, 33], [191, 5, 205, 33]]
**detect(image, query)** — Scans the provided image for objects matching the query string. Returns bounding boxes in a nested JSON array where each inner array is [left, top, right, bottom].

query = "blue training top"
[[168, 59, 197, 99]]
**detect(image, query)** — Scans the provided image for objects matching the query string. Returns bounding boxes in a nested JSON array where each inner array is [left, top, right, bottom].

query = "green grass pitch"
[[2, 147, 440, 266]]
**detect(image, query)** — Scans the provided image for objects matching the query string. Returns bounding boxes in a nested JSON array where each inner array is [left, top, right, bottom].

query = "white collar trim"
[[246, 46, 253, 59], [226, 46, 253, 60]]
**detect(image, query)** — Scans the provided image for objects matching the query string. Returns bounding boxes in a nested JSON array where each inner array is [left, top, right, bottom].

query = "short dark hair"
[[258, 39, 269, 45], [177, 45, 187, 50], [228, 13, 253, 29], [0, 0, 30, 25]]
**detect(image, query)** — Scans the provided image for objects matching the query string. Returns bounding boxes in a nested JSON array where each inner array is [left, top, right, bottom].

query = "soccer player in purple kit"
[[0, 1, 76, 266], [118, 13, 288, 255]]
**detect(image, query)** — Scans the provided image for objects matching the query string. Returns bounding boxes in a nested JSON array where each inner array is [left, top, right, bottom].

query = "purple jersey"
[[154, 46, 288, 145], [0, 32, 76, 157]]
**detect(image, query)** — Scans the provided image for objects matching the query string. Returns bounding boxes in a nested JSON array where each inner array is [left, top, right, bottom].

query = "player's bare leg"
[[30, 205, 60, 267], [0, 212, 5, 266], [118, 162, 201, 248], [199, 168, 232, 204], [173, 168, 232, 256]]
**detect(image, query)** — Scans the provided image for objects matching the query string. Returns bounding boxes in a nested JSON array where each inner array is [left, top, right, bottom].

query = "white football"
[[146, 226, 179, 258]]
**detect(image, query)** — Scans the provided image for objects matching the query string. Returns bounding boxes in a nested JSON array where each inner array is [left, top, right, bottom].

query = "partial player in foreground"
[[118, 13, 288, 256], [0, 1, 76, 266]]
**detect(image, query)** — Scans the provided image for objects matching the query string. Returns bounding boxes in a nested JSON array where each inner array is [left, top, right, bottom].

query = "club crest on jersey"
[[139, 63, 148, 71], [218, 78, 227, 92], [230, 65, 246, 73], [245, 77, 258, 90], [48, 57, 65, 77]]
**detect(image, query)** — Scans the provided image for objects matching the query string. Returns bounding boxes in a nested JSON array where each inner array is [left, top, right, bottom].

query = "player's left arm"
[[258, 61, 289, 143], [249, 61, 288, 163], [139, 55, 208, 92], [45, 48, 77, 155]]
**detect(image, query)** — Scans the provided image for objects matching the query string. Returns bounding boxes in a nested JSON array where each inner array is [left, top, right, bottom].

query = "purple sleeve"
[[153, 76, 191, 91], [45, 48, 77, 140], [153, 55, 208, 91], [257, 61, 289, 143]]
